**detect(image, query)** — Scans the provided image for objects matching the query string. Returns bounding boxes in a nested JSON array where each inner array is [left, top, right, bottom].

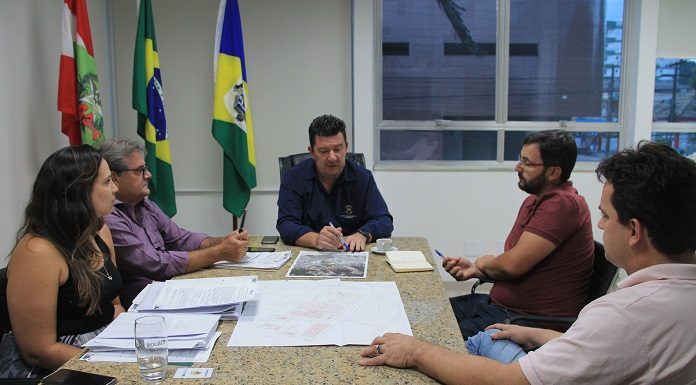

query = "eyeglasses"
[[117, 165, 149, 178], [517, 155, 545, 168]]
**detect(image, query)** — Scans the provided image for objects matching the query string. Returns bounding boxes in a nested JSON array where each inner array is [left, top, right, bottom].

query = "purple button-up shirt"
[[104, 198, 208, 308]]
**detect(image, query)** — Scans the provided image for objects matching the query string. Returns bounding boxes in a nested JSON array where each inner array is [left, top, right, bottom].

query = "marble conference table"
[[60, 237, 467, 384]]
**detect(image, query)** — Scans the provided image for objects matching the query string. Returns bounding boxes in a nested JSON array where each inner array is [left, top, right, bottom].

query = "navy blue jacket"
[[276, 158, 393, 244]]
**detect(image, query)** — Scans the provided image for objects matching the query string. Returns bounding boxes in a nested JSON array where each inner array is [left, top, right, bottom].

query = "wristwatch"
[[357, 229, 372, 243]]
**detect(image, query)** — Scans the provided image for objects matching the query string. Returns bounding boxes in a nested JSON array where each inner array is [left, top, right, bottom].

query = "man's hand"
[[220, 229, 249, 262], [442, 256, 482, 281], [359, 333, 426, 368], [486, 323, 562, 351], [344, 232, 367, 252], [314, 225, 343, 251]]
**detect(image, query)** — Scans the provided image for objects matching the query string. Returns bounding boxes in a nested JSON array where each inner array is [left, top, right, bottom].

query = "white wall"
[[0, 0, 691, 272], [110, 0, 352, 192], [658, 0, 696, 58], [108, 0, 351, 236], [0, 0, 114, 264]]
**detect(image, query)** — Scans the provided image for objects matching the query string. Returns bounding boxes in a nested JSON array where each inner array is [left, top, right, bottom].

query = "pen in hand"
[[238, 209, 247, 232], [329, 221, 350, 251], [434, 249, 445, 259]]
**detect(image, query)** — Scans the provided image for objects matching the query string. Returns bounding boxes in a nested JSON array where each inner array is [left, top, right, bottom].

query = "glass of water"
[[134, 315, 168, 383]]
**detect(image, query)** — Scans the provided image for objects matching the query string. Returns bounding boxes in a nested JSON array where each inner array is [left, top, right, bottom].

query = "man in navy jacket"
[[276, 114, 393, 251]]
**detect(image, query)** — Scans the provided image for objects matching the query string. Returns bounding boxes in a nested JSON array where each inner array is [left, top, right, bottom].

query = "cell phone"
[[248, 246, 275, 252], [42, 368, 117, 385], [261, 235, 279, 244]]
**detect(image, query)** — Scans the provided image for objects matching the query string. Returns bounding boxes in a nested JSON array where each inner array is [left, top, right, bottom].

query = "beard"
[[518, 171, 547, 195]]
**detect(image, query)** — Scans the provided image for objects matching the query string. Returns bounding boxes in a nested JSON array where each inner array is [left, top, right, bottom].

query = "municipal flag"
[[133, 0, 177, 217], [212, 0, 257, 217], [58, 0, 105, 146]]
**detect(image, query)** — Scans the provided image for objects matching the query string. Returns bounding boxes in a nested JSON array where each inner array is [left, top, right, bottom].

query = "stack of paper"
[[82, 312, 222, 363], [212, 251, 292, 270], [385, 251, 434, 272], [129, 276, 257, 320]]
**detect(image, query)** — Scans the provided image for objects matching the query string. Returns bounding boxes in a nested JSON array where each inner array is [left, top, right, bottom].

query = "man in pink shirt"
[[360, 141, 696, 384]]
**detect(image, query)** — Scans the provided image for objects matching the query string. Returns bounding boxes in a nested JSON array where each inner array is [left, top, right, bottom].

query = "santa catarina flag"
[[133, 0, 177, 217], [212, 0, 257, 217], [58, 0, 105, 146]]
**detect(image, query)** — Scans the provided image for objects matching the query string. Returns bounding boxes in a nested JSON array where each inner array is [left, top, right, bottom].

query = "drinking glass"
[[134, 315, 168, 383]]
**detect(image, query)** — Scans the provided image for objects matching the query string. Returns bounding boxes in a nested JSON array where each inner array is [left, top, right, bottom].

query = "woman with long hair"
[[0, 145, 124, 378]]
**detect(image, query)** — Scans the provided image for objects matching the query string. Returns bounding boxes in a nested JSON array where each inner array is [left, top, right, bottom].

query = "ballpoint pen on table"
[[329, 221, 350, 250]]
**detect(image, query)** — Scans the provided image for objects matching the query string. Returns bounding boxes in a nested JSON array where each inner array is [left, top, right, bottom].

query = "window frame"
[[373, 0, 628, 171]]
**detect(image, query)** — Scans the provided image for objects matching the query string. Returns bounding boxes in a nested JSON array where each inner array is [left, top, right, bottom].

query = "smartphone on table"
[[261, 235, 279, 244], [42, 368, 117, 385]]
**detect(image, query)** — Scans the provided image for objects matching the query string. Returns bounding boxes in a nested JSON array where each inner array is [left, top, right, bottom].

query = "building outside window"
[[379, 0, 624, 164], [652, 58, 696, 158]]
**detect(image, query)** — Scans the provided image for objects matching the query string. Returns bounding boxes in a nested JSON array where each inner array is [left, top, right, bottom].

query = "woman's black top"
[[55, 234, 122, 336]]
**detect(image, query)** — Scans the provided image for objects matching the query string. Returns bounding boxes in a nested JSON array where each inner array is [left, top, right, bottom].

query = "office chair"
[[471, 241, 618, 329], [278, 152, 366, 181], [0, 267, 9, 335]]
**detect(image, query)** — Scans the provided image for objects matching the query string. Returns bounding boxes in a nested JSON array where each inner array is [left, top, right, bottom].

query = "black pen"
[[238, 209, 247, 232]]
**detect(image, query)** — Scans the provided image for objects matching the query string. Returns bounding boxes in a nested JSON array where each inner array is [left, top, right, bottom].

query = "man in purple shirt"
[[100, 139, 248, 307]]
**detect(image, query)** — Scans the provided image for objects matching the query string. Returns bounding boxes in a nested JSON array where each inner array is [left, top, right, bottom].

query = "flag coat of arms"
[[58, 0, 105, 146], [213, 0, 257, 217], [133, 0, 177, 217]]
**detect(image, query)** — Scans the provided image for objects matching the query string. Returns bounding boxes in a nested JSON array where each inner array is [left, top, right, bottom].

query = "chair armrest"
[[470, 279, 493, 294], [505, 314, 577, 331]]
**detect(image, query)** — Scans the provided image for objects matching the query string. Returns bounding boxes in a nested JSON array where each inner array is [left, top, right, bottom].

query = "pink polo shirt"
[[519, 263, 696, 385]]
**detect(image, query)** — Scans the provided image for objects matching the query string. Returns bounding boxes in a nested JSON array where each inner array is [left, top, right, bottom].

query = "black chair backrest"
[[278, 152, 366, 181], [586, 241, 618, 304], [1, 267, 10, 333]]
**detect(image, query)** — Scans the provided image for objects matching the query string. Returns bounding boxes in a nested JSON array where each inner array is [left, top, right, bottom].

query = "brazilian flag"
[[132, 0, 176, 217], [212, 0, 257, 217]]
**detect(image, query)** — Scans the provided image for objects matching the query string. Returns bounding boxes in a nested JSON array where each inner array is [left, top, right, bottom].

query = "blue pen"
[[434, 249, 445, 258], [329, 221, 350, 250]]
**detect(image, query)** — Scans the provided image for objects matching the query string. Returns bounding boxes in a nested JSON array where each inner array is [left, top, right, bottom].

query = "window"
[[653, 59, 696, 123], [379, 0, 624, 164], [652, 58, 696, 158]]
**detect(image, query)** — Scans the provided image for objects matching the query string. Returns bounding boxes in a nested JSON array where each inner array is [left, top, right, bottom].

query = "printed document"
[[286, 251, 368, 278], [81, 332, 221, 363], [136, 276, 257, 311], [228, 279, 412, 346], [213, 251, 292, 270]]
